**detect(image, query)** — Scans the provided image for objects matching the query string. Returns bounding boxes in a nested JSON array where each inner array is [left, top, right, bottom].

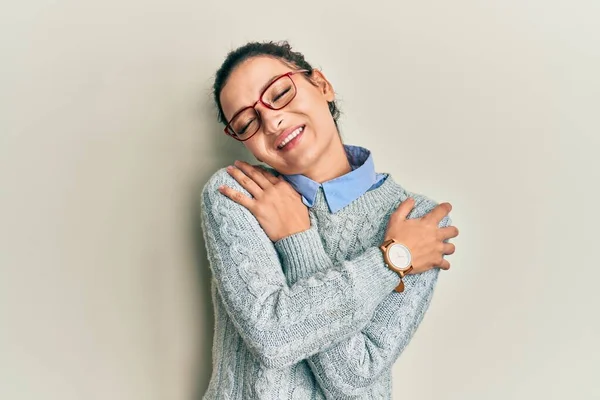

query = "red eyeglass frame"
[[223, 69, 310, 141]]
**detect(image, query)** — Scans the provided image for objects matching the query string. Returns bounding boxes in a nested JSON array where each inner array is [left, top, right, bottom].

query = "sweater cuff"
[[274, 226, 333, 284], [352, 247, 403, 309]]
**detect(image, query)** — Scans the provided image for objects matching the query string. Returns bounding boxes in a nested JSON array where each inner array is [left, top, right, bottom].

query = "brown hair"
[[212, 40, 341, 128]]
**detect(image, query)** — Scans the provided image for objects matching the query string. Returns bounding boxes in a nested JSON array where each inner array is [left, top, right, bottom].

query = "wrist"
[[276, 225, 311, 242], [379, 238, 414, 292]]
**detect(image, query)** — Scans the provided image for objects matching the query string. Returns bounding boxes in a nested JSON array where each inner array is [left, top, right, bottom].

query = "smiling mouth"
[[277, 126, 305, 150]]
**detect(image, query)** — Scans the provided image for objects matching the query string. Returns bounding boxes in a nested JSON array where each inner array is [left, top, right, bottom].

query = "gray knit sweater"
[[200, 167, 451, 399]]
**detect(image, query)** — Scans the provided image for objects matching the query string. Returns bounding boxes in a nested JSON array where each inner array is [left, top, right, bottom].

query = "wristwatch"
[[379, 239, 414, 292]]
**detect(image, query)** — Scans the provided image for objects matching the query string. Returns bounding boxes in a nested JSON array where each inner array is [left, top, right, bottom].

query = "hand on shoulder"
[[207, 161, 310, 242]]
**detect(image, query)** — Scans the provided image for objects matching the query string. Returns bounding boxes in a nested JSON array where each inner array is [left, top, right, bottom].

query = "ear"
[[310, 69, 335, 102]]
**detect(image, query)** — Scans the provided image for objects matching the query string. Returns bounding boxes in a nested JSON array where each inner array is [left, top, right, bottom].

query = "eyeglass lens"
[[229, 75, 297, 140]]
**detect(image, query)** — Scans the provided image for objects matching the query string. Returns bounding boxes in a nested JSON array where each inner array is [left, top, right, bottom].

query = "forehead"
[[220, 56, 294, 120]]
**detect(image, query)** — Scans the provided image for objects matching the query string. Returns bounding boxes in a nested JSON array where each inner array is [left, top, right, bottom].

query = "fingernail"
[[226, 165, 233, 171], [234, 160, 241, 166]]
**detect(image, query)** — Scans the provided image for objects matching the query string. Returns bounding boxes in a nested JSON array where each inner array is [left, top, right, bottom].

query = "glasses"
[[224, 69, 309, 141]]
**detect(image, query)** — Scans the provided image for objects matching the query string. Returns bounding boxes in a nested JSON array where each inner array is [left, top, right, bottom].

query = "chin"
[[271, 133, 327, 174], [286, 158, 319, 177]]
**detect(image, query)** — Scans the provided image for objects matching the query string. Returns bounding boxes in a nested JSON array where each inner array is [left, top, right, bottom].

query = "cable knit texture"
[[200, 167, 451, 399]]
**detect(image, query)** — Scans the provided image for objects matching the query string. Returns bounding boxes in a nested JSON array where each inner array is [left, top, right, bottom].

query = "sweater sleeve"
[[199, 168, 402, 370], [275, 192, 452, 399]]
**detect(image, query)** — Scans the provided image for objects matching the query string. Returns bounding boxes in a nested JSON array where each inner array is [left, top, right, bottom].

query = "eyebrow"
[[260, 74, 281, 93]]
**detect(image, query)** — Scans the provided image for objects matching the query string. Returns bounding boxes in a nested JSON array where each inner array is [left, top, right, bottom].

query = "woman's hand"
[[384, 197, 459, 274], [218, 160, 310, 242]]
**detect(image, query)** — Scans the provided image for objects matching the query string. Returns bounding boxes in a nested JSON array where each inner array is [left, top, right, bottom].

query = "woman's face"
[[219, 56, 340, 176]]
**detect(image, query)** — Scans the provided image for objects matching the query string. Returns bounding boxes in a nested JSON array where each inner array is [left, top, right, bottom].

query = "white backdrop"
[[1, 0, 599, 399]]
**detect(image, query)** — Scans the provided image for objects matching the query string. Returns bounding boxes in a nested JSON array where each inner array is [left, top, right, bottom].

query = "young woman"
[[200, 41, 459, 400]]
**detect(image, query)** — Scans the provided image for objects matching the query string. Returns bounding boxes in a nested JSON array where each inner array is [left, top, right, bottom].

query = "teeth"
[[278, 127, 303, 149]]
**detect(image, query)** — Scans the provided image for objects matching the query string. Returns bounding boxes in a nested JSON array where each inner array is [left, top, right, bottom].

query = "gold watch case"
[[379, 238, 414, 292]]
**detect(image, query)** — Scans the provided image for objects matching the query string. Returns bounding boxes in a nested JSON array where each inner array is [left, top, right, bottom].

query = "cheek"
[[296, 92, 331, 122], [244, 134, 271, 157], [243, 138, 260, 153]]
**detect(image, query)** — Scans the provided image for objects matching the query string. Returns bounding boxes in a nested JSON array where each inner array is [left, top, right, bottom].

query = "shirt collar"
[[282, 144, 379, 213]]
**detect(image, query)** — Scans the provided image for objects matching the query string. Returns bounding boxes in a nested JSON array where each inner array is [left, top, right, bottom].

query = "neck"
[[303, 137, 351, 183]]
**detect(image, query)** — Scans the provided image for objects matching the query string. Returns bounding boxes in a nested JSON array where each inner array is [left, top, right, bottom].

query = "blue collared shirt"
[[282, 145, 387, 213]]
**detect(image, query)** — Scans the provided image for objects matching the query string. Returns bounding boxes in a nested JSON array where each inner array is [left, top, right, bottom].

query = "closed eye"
[[273, 88, 291, 102]]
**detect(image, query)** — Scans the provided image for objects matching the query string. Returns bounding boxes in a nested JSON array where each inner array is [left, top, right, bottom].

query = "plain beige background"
[[1, 0, 599, 399]]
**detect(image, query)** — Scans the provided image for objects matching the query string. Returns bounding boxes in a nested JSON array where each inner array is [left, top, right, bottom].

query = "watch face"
[[388, 243, 411, 269]]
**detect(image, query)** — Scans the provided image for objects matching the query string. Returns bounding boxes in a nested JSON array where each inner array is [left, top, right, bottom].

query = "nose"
[[256, 104, 284, 136]]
